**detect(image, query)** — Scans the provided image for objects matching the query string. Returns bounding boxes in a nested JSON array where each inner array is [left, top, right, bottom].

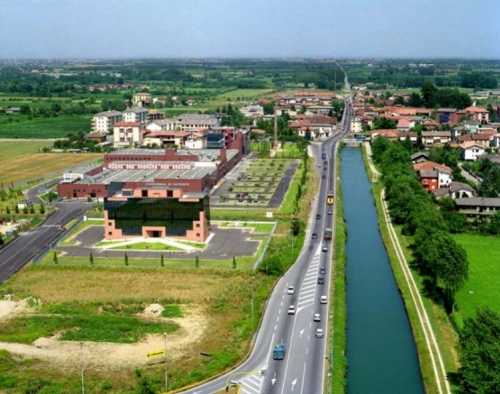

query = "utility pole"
[[80, 342, 85, 394], [273, 103, 278, 151], [164, 332, 168, 391]]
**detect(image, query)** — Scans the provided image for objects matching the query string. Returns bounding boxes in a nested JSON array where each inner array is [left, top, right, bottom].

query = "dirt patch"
[[0, 305, 208, 372], [0, 297, 34, 320]]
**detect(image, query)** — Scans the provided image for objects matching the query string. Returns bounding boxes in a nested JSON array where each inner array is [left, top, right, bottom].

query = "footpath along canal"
[[341, 147, 425, 394]]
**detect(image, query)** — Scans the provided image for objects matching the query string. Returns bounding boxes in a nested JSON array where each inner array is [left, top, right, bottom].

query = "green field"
[[452, 234, 500, 325], [0, 114, 92, 138]]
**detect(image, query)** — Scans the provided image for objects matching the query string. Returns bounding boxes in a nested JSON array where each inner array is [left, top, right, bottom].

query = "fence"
[[252, 220, 278, 272], [32, 214, 84, 264]]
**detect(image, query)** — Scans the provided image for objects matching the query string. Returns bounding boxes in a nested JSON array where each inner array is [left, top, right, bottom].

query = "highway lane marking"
[[300, 363, 307, 394], [274, 325, 277, 330], [278, 309, 281, 314]]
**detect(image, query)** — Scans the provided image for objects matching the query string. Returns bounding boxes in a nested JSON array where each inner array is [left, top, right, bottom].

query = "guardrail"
[[32, 215, 84, 264]]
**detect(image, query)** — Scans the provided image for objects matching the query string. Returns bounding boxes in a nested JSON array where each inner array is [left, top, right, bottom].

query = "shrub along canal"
[[341, 147, 424, 394]]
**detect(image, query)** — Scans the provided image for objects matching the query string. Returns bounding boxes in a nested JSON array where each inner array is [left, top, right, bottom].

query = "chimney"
[[220, 148, 227, 161]]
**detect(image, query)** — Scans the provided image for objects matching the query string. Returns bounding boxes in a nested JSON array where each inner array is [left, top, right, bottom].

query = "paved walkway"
[[363, 142, 381, 182]]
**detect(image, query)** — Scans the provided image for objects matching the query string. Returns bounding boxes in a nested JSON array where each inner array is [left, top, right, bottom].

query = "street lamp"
[[251, 276, 255, 325], [164, 332, 168, 391], [80, 342, 85, 394]]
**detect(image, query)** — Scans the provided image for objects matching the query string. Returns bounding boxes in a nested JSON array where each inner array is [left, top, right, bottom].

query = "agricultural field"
[[0, 114, 92, 139], [0, 265, 267, 392], [452, 234, 500, 327], [0, 141, 101, 186]]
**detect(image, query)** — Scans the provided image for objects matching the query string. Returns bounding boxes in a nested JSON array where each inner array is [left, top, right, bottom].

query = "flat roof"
[[75, 165, 217, 185], [106, 148, 239, 162]]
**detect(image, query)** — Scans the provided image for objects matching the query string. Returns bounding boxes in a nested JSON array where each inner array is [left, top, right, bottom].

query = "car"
[[240, 192, 246, 198], [328, 210, 332, 215], [318, 164, 321, 168], [320, 295, 328, 304], [322, 175, 326, 179], [323, 167, 327, 171], [287, 286, 295, 295], [238, 198, 243, 202], [322, 246, 328, 252], [313, 313, 321, 322], [324, 161, 328, 165], [312, 233, 317, 239], [316, 328, 324, 338], [319, 267, 326, 274], [288, 305, 296, 315], [318, 276, 325, 285], [316, 214, 321, 220]]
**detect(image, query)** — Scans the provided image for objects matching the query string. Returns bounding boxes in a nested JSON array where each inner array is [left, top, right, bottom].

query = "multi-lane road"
[[179, 97, 351, 394], [0, 200, 86, 283]]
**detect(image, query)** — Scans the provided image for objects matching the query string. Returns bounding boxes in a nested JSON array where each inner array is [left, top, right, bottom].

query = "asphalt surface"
[[59, 224, 262, 260], [177, 96, 352, 394], [0, 200, 86, 283]]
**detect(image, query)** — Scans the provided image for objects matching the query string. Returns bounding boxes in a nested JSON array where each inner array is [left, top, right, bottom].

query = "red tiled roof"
[[114, 122, 141, 127], [413, 161, 452, 173]]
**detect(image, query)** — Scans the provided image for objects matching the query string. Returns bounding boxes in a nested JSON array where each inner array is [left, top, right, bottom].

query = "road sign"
[[147, 350, 165, 358]]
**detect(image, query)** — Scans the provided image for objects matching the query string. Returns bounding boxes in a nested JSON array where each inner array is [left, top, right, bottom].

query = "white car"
[[287, 286, 295, 295], [313, 313, 321, 322], [320, 295, 328, 304], [316, 328, 324, 338], [322, 246, 328, 252], [288, 305, 296, 315]]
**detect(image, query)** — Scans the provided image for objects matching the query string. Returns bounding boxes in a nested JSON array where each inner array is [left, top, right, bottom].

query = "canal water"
[[341, 148, 424, 394]]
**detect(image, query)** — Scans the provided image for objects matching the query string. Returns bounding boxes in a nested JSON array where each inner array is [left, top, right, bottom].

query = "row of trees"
[[372, 137, 469, 312]]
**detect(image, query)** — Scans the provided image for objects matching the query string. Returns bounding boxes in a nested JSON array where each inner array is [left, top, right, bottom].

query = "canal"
[[341, 147, 424, 394]]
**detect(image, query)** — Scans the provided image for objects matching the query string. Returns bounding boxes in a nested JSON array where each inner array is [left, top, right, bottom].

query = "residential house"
[[147, 110, 165, 122], [457, 133, 491, 148], [461, 120, 480, 133], [146, 118, 179, 132], [86, 132, 107, 143], [436, 108, 458, 124], [92, 110, 123, 133], [398, 132, 418, 143], [410, 151, 429, 164], [185, 132, 206, 149], [123, 107, 149, 129], [455, 198, 500, 219], [433, 182, 475, 199], [397, 118, 412, 132], [178, 114, 219, 132], [460, 142, 485, 161], [350, 116, 363, 133], [133, 93, 152, 105], [370, 129, 399, 141], [465, 106, 489, 123], [477, 153, 500, 164], [491, 135, 500, 149], [413, 161, 452, 191], [113, 122, 144, 146], [143, 131, 191, 148], [421, 131, 452, 146]]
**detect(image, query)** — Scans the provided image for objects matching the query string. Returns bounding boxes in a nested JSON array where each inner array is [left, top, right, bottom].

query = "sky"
[[0, 0, 498, 59]]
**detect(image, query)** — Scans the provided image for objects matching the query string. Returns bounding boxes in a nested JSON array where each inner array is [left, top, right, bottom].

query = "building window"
[[108, 232, 112, 235], [108, 222, 112, 226], [196, 223, 200, 228], [196, 233, 200, 237]]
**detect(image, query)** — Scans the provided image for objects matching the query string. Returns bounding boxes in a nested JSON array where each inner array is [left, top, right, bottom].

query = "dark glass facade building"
[[104, 196, 210, 237]]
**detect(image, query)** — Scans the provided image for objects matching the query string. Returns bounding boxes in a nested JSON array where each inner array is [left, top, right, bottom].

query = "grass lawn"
[[0, 142, 101, 186], [452, 234, 500, 326], [0, 114, 93, 139], [0, 264, 270, 392]]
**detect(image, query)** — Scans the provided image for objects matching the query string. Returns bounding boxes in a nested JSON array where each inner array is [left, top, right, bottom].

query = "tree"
[[53, 252, 58, 264], [195, 254, 199, 268], [0, 232, 4, 246], [89, 252, 94, 265], [479, 166, 500, 197], [421, 81, 438, 108], [160, 254, 164, 267], [459, 308, 500, 394], [487, 211, 500, 235], [39, 204, 45, 214], [408, 92, 422, 107], [124, 253, 129, 266], [232, 256, 237, 269], [372, 117, 397, 130]]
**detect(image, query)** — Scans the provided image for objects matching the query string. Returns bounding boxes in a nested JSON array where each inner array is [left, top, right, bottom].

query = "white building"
[[123, 107, 149, 129], [92, 110, 123, 133], [113, 122, 143, 146], [146, 118, 179, 132], [350, 116, 363, 133], [460, 142, 485, 161], [178, 114, 219, 131], [185, 132, 205, 149]]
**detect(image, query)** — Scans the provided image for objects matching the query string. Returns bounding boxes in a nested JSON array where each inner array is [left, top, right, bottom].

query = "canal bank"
[[362, 144, 456, 394], [342, 147, 424, 394]]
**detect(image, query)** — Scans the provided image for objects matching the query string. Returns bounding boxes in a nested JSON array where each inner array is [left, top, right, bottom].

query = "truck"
[[273, 343, 286, 360]]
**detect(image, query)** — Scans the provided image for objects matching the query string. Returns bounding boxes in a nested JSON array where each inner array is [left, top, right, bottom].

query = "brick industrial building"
[[58, 147, 241, 199]]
